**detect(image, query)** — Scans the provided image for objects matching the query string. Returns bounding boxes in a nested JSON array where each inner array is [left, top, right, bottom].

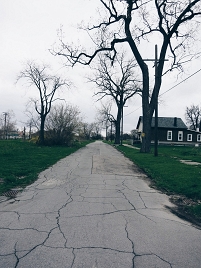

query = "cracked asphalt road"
[[0, 141, 201, 268]]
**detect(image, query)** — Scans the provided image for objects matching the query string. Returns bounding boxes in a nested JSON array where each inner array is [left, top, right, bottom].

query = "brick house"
[[136, 116, 201, 145]]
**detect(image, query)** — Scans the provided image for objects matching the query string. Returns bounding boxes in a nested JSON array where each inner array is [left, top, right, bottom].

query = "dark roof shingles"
[[151, 117, 187, 129]]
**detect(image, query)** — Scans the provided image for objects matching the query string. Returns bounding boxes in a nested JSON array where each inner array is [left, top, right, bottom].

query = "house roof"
[[137, 116, 187, 129]]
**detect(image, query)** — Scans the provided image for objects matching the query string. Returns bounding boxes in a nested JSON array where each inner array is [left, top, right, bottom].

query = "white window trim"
[[167, 130, 172, 141], [187, 134, 192, 141], [178, 131, 183, 141], [197, 134, 201, 142]]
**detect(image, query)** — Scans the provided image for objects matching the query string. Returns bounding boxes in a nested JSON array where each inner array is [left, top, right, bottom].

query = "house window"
[[167, 130, 172, 141], [197, 134, 201, 142], [178, 131, 183, 141], [187, 134, 192, 141]]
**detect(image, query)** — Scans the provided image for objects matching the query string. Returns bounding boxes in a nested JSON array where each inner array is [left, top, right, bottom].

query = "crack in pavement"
[[70, 248, 76, 268], [43, 245, 133, 254], [136, 191, 147, 209], [134, 252, 173, 268], [14, 226, 58, 267], [117, 189, 155, 223], [56, 195, 73, 248], [125, 219, 135, 267], [0, 189, 77, 267], [14, 242, 19, 268], [59, 208, 136, 219]]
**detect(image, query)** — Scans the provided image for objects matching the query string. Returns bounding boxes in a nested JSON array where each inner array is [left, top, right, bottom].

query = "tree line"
[[2, 1, 201, 151], [1, 62, 104, 145], [0, 104, 103, 145]]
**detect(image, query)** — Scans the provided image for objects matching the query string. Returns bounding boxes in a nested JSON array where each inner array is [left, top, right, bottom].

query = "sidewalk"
[[122, 143, 140, 150], [0, 141, 201, 268]]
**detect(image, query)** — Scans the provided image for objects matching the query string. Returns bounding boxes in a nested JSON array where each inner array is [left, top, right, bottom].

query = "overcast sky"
[[0, 0, 201, 134]]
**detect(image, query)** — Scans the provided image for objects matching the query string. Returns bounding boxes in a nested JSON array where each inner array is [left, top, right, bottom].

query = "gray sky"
[[0, 0, 201, 133]]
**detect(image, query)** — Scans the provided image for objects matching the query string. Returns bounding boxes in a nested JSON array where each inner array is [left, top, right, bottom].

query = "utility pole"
[[110, 121, 113, 142], [120, 105, 128, 145], [105, 120, 108, 141], [154, 44, 158, 157], [29, 123, 32, 139]]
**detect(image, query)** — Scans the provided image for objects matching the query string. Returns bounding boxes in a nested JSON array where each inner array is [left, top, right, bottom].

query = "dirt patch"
[[129, 161, 201, 228], [167, 195, 201, 229], [136, 166, 201, 228]]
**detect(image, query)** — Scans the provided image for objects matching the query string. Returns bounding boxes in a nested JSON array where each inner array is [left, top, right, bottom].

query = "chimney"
[[174, 117, 177, 127]]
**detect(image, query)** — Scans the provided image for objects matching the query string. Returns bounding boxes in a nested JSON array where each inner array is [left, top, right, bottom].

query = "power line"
[[124, 68, 201, 117], [159, 68, 201, 97], [124, 106, 141, 116]]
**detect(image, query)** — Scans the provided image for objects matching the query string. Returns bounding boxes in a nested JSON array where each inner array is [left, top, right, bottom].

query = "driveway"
[[0, 141, 201, 268]]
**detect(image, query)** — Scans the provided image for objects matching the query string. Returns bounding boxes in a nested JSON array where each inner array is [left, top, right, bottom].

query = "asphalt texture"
[[0, 141, 201, 268]]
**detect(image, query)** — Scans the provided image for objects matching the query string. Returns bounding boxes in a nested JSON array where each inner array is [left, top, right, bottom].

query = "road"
[[0, 141, 201, 268]]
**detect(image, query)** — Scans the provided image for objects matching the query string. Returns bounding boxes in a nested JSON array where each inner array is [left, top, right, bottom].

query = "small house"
[[136, 116, 201, 145]]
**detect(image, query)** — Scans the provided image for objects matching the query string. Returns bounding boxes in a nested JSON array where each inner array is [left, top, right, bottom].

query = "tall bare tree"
[[18, 62, 70, 145], [54, 0, 201, 152], [97, 102, 115, 140], [185, 104, 201, 130], [89, 55, 141, 143]]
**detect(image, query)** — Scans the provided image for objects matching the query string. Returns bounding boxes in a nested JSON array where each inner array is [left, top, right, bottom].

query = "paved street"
[[0, 141, 201, 268]]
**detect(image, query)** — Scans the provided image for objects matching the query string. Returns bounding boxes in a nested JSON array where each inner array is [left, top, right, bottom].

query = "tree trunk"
[[39, 116, 45, 145], [141, 113, 152, 153], [140, 62, 162, 152], [115, 105, 122, 144], [140, 65, 152, 153]]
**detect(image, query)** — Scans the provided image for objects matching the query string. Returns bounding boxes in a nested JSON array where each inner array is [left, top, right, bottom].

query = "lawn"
[[116, 144, 201, 221], [0, 140, 91, 195]]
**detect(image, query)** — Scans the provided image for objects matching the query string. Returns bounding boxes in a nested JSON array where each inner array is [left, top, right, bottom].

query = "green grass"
[[0, 140, 91, 194], [116, 144, 201, 220]]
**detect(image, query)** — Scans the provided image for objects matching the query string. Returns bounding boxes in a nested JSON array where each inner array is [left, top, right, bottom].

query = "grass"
[[115, 144, 201, 221], [0, 140, 91, 195]]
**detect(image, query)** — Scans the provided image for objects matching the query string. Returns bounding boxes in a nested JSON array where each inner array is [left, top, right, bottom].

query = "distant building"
[[136, 116, 201, 145], [0, 130, 21, 139]]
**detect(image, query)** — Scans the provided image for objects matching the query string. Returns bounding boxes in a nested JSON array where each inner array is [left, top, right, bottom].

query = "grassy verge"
[[116, 144, 201, 222], [0, 140, 91, 195]]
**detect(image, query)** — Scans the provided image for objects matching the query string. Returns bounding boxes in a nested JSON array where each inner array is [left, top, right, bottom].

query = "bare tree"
[[97, 101, 117, 141], [45, 103, 81, 145], [54, 0, 201, 152], [90, 122, 103, 140], [23, 103, 41, 139], [89, 54, 141, 143], [97, 102, 111, 140], [80, 122, 96, 140], [185, 104, 201, 130], [18, 62, 70, 145], [97, 101, 116, 141]]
